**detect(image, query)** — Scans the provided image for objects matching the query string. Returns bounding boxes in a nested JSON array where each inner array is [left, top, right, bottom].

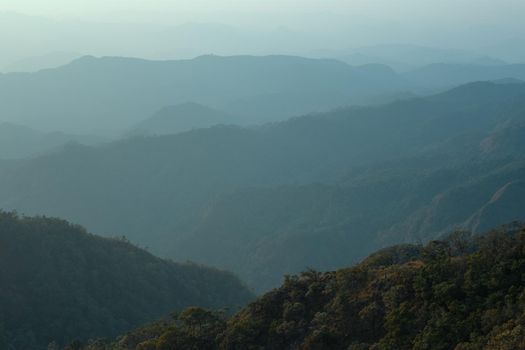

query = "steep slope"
[[380, 124, 525, 243], [171, 118, 525, 292], [175, 185, 380, 291], [83, 223, 525, 350], [0, 212, 253, 350], [173, 154, 525, 292], [467, 180, 525, 233], [130, 102, 240, 136], [379, 159, 525, 243]]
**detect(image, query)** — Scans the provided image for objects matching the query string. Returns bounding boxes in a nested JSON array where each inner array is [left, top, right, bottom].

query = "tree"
[[0, 323, 8, 350]]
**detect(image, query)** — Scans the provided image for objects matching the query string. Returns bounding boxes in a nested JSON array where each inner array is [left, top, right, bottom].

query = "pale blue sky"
[[1, 0, 524, 25], [1, 0, 524, 69]]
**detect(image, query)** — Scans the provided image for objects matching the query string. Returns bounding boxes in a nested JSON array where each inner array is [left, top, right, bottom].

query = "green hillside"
[[80, 223, 525, 349], [0, 212, 253, 350]]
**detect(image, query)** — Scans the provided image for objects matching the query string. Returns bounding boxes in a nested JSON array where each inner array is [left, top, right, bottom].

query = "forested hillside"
[[174, 153, 525, 291], [0, 212, 253, 350], [80, 223, 525, 350], [0, 82, 524, 292]]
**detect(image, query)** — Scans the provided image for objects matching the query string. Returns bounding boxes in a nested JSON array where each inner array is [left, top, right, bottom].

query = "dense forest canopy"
[[79, 223, 525, 350], [0, 212, 253, 350]]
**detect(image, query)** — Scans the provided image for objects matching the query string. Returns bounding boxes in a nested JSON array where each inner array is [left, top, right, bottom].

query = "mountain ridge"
[[0, 82, 524, 292], [0, 212, 254, 350], [79, 223, 525, 350]]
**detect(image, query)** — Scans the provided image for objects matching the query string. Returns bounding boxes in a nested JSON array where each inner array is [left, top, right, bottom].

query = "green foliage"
[[0, 322, 8, 350], [0, 212, 253, 350], [89, 224, 525, 349]]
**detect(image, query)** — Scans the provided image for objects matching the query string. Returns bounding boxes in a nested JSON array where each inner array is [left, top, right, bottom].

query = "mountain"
[[81, 223, 525, 350], [0, 55, 405, 133], [173, 153, 525, 292], [173, 184, 380, 292], [492, 77, 525, 85], [404, 63, 525, 89], [2, 53, 525, 134], [0, 212, 253, 350], [0, 82, 524, 292], [129, 102, 240, 136], [0, 122, 105, 159], [2, 52, 82, 73], [313, 44, 507, 72], [0, 13, 266, 69]]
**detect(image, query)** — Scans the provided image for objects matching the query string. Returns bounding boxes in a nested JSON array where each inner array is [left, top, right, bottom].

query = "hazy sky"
[[2, 0, 525, 25], [1, 0, 524, 70]]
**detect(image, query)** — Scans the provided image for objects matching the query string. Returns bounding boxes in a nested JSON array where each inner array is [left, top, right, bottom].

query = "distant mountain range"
[[2, 51, 82, 73], [404, 63, 525, 89], [2, 54, 525, 134], [0, 55, 404, 133], [0, 212, 253, 350], [0, 122, 104, 159], [172, 125, 525, 291], [128, 102, 240, 136], [0, 81, 524, 292], [311, 44, 507, 72], [2, 11, 524, 68]]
